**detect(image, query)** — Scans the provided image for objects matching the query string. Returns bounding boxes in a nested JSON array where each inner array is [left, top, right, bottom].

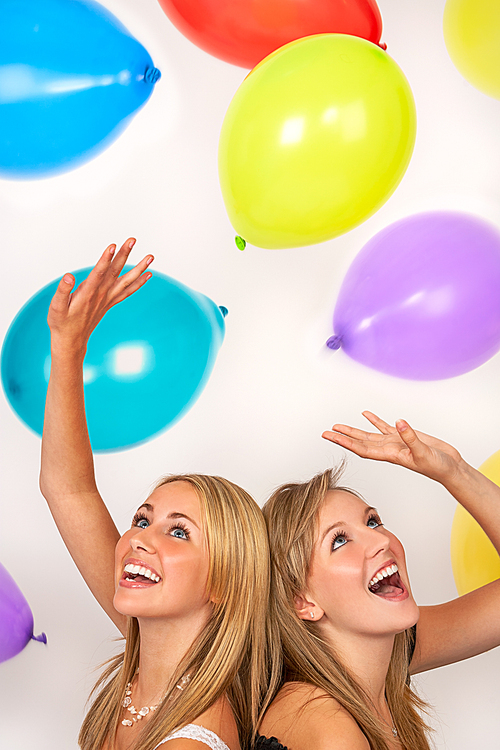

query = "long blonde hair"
[[262, 466, 431, 750], [79, 474, 280, 750]]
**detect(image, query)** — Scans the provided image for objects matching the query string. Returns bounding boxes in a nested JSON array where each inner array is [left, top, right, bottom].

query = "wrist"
[[50, 337, 87, 367], [440, 457, 478, 493]]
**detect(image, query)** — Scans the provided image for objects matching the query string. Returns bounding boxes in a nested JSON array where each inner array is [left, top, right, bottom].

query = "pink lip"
[[119, 557, 162, 589]]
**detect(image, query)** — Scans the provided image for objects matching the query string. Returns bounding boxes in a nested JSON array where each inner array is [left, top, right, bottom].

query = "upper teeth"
[[369, 564, 398, 589], [124, 563, 160, 582]]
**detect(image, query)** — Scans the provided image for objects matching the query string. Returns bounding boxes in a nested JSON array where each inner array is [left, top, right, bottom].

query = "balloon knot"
[[32, 632, 47, 645], [326, 335, 343, 351], [219, 306, 228, 318], [378, 42, 387, 51], [235, 236, 246, 251], [145, 67, 161, 84]]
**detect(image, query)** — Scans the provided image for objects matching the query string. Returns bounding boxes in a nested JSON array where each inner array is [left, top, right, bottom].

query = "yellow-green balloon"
[[218, 34, 416, 250], [443, 0, 500, 100], [451, 450, 500, 595]]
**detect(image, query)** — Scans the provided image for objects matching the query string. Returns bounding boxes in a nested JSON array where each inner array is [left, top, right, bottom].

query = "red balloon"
[[157, 0, 383, 68]]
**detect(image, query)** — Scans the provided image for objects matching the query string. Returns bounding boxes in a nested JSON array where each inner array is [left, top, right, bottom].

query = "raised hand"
[[47, 237, 153, 358], [322, 411, 465, 485]]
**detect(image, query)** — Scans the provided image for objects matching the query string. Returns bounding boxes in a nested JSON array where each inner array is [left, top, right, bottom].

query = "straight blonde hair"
[[79, 474, 281, 750], [262, 466, 431, 750]]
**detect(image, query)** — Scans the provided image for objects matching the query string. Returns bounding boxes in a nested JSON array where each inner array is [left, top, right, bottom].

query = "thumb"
[[396, 419, 425, 457], [48, 273, 75, 325], [49, 274, 75, 315]]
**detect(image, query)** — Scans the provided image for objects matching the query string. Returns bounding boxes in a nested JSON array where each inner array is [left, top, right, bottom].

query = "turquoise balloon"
[[1, 269, 227, 451]]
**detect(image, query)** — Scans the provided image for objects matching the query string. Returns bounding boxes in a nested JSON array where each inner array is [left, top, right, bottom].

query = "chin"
[[113, 590, 145, 618], [392, 599, 420, 634]]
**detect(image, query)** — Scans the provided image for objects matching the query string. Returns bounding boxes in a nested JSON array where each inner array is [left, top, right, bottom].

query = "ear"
[[294, 593, 324, 622]]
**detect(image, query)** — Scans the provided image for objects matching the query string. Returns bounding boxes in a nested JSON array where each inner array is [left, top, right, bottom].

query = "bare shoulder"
[[260, 682, 369, 750], [187, 694, 240, 750]]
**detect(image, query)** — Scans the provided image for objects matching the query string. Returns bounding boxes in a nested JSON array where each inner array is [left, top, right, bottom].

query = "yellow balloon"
[[218, 34, 416, 250], [443, 0, 500, 99], [451, 450, 500, 595]]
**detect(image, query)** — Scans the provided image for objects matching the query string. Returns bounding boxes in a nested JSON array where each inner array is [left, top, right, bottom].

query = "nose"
[[129, 527, 155, 554], [364, 526, 391, 559]]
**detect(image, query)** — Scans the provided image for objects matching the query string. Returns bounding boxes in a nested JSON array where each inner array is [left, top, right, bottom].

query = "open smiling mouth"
[[368, 564, 407, 600], [121, 563, 161, 586]]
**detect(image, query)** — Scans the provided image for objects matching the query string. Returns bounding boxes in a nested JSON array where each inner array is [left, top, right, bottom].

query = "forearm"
[[40, 342, 97, 501], [40, 337, 119, 547], [40, 342, 123, 626], [441, 459, 500, 554]]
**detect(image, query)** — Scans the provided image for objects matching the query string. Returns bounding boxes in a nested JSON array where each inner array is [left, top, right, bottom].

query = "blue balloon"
[[1, 269, 227, 451], [0, 0, 160, 178]]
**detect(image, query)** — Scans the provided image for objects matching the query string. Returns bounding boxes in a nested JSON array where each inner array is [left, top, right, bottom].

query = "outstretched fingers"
[[108, 237, 137, 279], [329, 423, 383, 442], [362, 411, 396, 435], [322, 429, 381, 459], [113, 254, 154, 304]]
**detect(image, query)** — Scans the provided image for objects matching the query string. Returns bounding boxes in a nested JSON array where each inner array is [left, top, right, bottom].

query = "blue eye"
[[332, 533, 348, 551], [367, 515, 383, 529], [132, 513, 150, 529], [171, 526, 188, 539]]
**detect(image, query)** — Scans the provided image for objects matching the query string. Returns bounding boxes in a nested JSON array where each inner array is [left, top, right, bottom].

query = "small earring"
[[310, 612, 314, 619]]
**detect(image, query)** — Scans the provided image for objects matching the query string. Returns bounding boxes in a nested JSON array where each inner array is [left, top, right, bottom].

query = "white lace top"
[[154, 724, 230, 750]]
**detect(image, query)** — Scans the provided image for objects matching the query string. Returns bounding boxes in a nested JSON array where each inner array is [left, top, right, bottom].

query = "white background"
[[1, 0, 499, 747]]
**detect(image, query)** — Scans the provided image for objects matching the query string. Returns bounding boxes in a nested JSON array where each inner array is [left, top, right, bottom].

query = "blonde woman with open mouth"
[[40, 239, 278, 750], [257, 413, 500, 750]]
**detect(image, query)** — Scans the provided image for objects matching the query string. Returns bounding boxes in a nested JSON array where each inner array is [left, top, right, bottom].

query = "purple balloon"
[[328, 212, 500, 380], [0, 561, 46, 663]]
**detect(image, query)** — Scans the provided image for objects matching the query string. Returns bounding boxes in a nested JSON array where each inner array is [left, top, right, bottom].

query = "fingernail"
[[146, 255, 154, 265], [109, 245, 116, 256], [396, 419, 408, 431], [63, 274, 73, 285], [128, 238, 136, 249]]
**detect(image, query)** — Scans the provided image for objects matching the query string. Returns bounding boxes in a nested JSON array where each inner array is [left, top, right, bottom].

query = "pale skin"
[[260, 413, 500, 749], [40, 239, 239, 750]]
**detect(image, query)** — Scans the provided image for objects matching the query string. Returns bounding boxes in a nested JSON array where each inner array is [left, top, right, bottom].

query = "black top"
[[256, 625, 417, 750], [254, 737, 287, 750]]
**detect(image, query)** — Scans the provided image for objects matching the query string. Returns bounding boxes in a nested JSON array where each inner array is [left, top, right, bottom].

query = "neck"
[[132, 610, 209, 705], [318, 623, 395, 712]]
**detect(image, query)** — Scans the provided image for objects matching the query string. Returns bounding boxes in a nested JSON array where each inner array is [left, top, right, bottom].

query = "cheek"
[[310, 551, 361, 601]]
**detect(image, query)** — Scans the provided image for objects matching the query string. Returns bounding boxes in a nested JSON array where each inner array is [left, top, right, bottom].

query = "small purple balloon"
[[328, 212, 500, 380], [0, 561, 46, 663]]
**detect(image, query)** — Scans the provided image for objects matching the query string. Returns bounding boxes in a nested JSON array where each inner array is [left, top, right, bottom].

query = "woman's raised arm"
[[39, 238, 153, 634], [322, 412, 500, 673]]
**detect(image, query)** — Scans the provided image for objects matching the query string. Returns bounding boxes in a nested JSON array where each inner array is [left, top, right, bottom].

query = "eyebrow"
[[321, 506, 377, 543], [135, 503, 200, 529]]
